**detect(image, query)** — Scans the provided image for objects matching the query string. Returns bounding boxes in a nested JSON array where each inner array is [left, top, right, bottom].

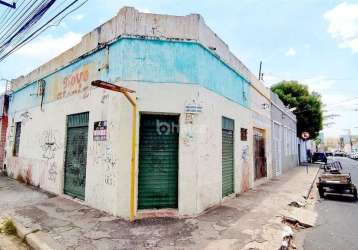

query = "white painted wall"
[[5, 82, 253, 218]]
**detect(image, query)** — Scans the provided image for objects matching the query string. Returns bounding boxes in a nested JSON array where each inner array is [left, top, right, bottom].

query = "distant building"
[[0, 95, 9, 172], [324, 137, 340, 152]]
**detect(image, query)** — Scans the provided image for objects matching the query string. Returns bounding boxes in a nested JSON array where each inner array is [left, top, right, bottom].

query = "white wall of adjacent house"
[[5, 82, 253, 219], [250, 86, 273, 184]]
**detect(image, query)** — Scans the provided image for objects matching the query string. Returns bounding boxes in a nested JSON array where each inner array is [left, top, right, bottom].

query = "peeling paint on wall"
[[241, 145, 250, 192]]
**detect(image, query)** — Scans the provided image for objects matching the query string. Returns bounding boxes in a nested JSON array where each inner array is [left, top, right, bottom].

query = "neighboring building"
[[251, 84, 272, 184], [5, 7, 272, 219], [0, 94, 9, 172], [324, 137, 340, 152], [298, 139, 316, 163], [270, 92, 298, 175]]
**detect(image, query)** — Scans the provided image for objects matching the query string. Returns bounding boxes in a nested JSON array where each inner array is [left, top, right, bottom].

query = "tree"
[[271, 80, 323, 139]]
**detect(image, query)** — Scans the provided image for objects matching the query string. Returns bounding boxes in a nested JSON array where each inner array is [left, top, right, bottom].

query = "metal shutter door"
[[138, 115, 179, 209], [222, 117, 234, 197]]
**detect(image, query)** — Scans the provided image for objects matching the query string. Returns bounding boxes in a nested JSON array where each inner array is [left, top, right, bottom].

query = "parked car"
[[334, 151, 346, 157], [312, 152, 328, 164], [349, 153, 358, 160], [326, 152, 333, 157]]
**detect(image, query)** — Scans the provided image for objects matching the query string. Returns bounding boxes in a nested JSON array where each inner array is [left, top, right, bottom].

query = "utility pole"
[[258, 61, 264, 80], [0, 1, 16, 9], [1, 78, 12, 94], [343, 129, 353, 153]]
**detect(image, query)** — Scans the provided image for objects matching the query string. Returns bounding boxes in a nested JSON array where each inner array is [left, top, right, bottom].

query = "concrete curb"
[[5, 217, 64, 250]]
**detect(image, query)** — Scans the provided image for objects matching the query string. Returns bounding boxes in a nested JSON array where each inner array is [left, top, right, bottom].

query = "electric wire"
[[0, 0, 88, 62], [0, 0, 87, 62]]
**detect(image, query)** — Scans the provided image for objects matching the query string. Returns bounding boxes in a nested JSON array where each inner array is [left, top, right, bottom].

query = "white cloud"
[[71, 14, 85, 21], [302, 76, 335, 93], [15, 32, 82, 59], [339, 37, 358, 53], [324, 2, 358, 53], [285, 48, 296, 56]]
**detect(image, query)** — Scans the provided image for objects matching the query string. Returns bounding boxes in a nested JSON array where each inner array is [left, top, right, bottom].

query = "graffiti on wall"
[[104, 155, 117, 186], [241, 145, 249, 162], [39, 129, 62, 182], [101, 93, 109, 104], [40, 129, 61, 160], [19, 111, 32, 124], [91, 122, 118, 186], [92, 142, 118, 186], [241, 144, 250, 192]]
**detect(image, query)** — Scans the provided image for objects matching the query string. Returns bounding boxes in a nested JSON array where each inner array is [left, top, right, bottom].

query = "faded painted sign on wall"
[[47, 63, 98, 102]]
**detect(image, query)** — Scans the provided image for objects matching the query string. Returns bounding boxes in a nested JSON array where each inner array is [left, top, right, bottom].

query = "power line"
[[0, 0, 16, 9], [326, 97, 358, 107], [0, 0, 88, 62]]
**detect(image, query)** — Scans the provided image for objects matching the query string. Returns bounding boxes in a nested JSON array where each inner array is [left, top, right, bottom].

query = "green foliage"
[[0, 218, 16, 235], [271, 81, 323, 139]]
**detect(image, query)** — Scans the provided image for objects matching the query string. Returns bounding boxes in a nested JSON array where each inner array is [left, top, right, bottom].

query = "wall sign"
[[185, 103, 203, 114], [93, 121, 107, 141], [241, 128, 248, 141]]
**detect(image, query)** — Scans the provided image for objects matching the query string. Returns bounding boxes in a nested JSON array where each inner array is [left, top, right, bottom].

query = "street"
[[303, 157, 358, 250], [0, 167, 318, 250]]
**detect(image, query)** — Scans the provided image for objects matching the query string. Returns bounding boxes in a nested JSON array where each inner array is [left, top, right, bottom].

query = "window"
[[13, 122, 21, 156], [241, 128, 248, 141]]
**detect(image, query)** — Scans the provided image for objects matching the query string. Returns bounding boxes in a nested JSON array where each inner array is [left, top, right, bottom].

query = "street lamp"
[[91, 80, 137, 221]]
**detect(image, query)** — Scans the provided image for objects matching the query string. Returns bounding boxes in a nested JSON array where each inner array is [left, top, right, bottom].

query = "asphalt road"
[[304, 157, 358, 250]]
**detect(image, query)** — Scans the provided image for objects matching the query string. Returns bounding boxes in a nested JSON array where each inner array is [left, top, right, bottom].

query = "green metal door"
[[222, 117, 234, 197], [64, 112, 89, 200], [138, 114, 179, 209]]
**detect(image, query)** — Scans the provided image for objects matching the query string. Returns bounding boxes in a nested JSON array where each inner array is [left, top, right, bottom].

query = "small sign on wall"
[[185, 102, 203, 114], [93, 121, 107, 141], [241, 128, 248, 141]]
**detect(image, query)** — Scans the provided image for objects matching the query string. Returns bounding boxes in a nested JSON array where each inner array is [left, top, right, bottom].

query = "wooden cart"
[[317, 172, 357, 200]]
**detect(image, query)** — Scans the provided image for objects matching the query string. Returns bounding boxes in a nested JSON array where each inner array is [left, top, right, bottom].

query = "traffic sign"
[[301, 132, 310, 140]]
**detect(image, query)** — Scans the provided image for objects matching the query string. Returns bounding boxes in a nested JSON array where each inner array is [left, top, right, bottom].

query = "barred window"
[[13, 122, 21, 157]]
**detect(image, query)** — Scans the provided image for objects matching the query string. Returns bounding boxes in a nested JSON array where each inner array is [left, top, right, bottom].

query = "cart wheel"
[[353, 187, 357, 201], [318, 187, 324, 198]]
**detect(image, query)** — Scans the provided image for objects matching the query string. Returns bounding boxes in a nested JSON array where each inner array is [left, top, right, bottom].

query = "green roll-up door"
[[138, 114, 179, 209], [64, 112, 89, 200], [222, 117, 234, 197]]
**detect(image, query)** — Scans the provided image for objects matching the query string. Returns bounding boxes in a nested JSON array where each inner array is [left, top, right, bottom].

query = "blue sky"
[[0, 0, 358, 138]]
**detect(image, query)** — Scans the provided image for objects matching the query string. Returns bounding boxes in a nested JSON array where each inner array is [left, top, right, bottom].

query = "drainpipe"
[[91, 80, 137, 221], [123, 91, 137, 221]]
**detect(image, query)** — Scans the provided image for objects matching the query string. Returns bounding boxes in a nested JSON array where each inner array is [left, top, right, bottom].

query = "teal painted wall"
[[108, 39, 249, 107], [9, 38, 250, 114]]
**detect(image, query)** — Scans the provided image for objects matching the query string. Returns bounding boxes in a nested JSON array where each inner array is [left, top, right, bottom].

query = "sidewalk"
[[0, 166, 318, 250]]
